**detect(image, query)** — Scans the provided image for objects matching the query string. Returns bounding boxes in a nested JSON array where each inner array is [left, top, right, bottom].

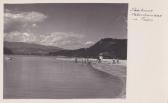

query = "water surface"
[[4, 55, 123, 99]]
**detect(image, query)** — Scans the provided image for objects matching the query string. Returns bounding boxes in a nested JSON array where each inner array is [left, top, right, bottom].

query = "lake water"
[[4, 55, 124, 99]]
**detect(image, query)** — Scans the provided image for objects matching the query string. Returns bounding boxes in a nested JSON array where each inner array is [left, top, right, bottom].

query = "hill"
[[49, 38, 127, 59], [4, 41, 63, 55]]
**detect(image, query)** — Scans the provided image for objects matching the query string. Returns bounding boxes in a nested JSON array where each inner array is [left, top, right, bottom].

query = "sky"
[[4, 3, 128, 49]]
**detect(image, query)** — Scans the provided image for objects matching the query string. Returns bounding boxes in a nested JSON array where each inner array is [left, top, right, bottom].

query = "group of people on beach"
[[96, 56, 120, 64], [75, 57, 89, 64], [74, 55, 120, 64]]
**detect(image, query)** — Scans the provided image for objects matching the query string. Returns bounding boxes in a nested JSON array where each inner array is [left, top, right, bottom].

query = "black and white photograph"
[[3, 3, 128, 99]]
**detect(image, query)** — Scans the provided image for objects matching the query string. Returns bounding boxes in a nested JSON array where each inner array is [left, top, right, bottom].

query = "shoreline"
[[89, 62, 126, 98], [4, 55, 126, 98]]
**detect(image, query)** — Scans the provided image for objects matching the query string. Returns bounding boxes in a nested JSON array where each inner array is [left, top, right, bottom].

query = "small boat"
[[5, 57, 13, 60]]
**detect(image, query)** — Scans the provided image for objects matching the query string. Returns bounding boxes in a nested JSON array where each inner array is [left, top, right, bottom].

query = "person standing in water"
[[75, 57, 78, 63], [99, 55, 103, 63], [97, 54, 103, 63]]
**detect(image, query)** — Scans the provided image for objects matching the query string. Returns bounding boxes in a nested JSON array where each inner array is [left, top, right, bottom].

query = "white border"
[[1, 0, 168, 103]]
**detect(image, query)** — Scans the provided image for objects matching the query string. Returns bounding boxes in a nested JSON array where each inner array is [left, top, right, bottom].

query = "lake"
[[4, 55, 124, 99]]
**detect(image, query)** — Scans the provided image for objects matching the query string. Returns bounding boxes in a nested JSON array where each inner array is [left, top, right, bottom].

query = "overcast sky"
[[4, 3, 128, 49]]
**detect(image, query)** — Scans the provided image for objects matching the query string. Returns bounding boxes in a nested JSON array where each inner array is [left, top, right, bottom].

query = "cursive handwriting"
[[130, 8, 162, 22]]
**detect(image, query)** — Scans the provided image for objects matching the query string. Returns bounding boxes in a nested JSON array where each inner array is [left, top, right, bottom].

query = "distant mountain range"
[[4, 38, 127, 59], [4, 41, 62, 55]]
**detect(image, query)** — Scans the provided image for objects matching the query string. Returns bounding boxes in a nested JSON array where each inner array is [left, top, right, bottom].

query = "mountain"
[[4, 38, 127, 59], [87, 38, 127, 59], [4, 41, 63, 55], [49, 38, 127, 59]]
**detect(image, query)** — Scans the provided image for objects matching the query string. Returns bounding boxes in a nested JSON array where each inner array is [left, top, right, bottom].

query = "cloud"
[[4, 31, 37, 43], [32, 24, 37, 27], [40, 32, 85, 49], [4, 9, 47, 33], [4, 31, 85, 49], [85, 41, 95, 45], [5, 10, 47, 23], [4, 9, 86, 49]]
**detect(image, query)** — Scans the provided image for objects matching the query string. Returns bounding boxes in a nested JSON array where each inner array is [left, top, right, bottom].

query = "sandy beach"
[[52, 57, 127, 98], [90, 62, 126, 98]]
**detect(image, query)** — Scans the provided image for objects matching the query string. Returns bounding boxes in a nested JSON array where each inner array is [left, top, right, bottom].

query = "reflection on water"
[[4, 55, 124, 99]]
